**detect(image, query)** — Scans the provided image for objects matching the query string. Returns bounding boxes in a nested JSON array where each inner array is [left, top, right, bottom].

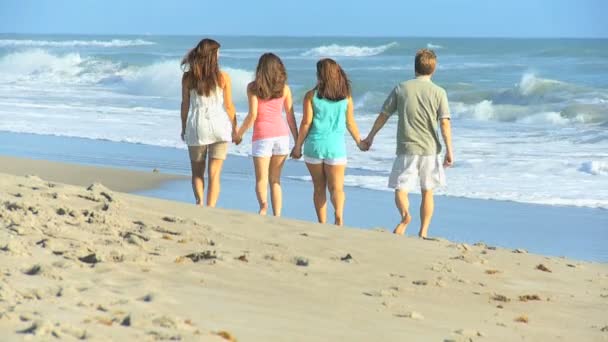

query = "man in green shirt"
[[361, 49, 454, 238]]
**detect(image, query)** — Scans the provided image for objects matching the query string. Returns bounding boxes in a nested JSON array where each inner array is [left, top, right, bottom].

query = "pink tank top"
[[252, 96, 289, 141]]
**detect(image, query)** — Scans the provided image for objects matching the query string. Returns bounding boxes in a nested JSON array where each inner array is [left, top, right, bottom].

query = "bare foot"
[[259, 203, 268, 216], [195, 201, 204, 208], [393, 213, 411, 235], [334, 216, 344, 226], [418, 229, 429, 239]]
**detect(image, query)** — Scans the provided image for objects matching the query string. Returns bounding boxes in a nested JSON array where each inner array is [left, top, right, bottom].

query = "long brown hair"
[[315, 58, 351, 101], [181, 38, 221, 96], [251, 53, 287, 100]]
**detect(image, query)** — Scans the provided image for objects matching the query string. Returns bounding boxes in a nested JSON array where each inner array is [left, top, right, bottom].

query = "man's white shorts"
[[252, 136, 290, 157], [388, 154, 446, 191]]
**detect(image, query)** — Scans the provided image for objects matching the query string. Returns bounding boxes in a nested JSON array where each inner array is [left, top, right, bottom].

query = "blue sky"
[[1, 0, 606, 38]]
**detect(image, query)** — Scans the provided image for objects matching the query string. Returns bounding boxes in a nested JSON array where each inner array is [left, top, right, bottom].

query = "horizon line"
[[1, 32, 607, 40]]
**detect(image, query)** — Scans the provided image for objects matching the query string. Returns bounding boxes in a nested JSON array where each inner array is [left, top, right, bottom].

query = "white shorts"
[[252, 136, 290, 157], [388, 154, 446, 191], [303, 156, 347, 166]]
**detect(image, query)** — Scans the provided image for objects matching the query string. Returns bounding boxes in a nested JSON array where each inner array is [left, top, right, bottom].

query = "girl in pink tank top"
[[235, 53, 298, 216], [252, 96, 290, 140]]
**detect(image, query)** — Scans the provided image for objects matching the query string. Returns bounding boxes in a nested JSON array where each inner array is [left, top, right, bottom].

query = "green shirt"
[[381, 76, 450, 155]]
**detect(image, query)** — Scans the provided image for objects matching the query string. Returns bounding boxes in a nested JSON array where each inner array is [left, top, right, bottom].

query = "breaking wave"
[[302, 42, 398, 57]]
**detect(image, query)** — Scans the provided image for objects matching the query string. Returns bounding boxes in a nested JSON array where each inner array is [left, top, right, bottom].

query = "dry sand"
[[0, 166, 607, 341]]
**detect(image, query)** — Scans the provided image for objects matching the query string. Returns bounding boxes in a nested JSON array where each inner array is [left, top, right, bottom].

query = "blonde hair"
[[415, 49, 437, 75]]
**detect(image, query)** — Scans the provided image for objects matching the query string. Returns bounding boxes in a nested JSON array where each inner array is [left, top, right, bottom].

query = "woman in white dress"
[[180, 38, 237, 207]]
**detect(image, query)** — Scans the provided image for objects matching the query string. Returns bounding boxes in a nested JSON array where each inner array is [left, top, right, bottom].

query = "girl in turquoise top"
[[292, 58, 364, 226]]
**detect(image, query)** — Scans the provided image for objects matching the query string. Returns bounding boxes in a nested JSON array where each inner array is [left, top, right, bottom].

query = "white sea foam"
[[0, 49, 120, 85], [426, 43, 444, 49], [121, 60, 182, 97], [121, 61, 252, 101], [0, 38, 607, 211], [579, 161, 608, 176], [518, 72, 565, 96], [0, 50, 254, 103], [223, 67, 254, 103], [0, 49, 84, 80], [0, 39, 156, 48], [516, 111, 571, 125], [302, 42, 398, 57]]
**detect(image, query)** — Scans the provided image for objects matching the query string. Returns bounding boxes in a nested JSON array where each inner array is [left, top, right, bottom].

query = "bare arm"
[[235, 85, 258, 144], [221, 71, 237, 131], [345, 97, 361, 146], [361, 112, 389, 150], [440, 118, 454, 167], [283, 85, 298, 142], [180, 73, 191, 141], [291, 90, 314, 159], [362, 86, 396, 150]]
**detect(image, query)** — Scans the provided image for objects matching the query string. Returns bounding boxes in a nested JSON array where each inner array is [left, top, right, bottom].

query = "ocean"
[[0, 33, 607, 210]]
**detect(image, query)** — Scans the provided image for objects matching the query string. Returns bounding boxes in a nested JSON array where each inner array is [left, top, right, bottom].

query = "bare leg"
[[268, 155, 287, 217], [253, 157, 271, 215], [393, 190, 411, 235], [325, 164, 346, 226], [419, 189, 434, 238], [190, 161, 205, 207], [306, 163, 327, 224], [206, 158, 224, 208]]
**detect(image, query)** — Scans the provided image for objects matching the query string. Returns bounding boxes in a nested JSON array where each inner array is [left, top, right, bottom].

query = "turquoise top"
[[304, 91, 348, 159]]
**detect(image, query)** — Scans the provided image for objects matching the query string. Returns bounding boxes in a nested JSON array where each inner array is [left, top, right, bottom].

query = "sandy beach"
[[0, 155, 186, 192], [0, 160, 607, 341]]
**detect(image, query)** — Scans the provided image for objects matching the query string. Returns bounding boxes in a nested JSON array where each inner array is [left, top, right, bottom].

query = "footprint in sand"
[[139, 294, 154, 302], [519, 294, 541, 302], [491, 294, 511, 303], [338, 253, 353, 262], [294, 256, 309, 267], [78, 253, 100, 265], [454, 328, 484, 337], [120, 315, 131, 327], [121, 231, 150, 246], [215, 331, 238, 341], [22, 264, 42, 276], [162, 216, 183, 223], [536, 264, 552, 273], [152, 226, 181, 236], [177, 250, 218, 263], [363, 287, 402, 298], [485, 269, 501, 275], [395, 311, 424, 320], [235, 255, 249, 263]]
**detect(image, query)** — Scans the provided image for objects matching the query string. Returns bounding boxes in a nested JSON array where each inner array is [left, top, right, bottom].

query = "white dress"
[[184, 87, 232, 146]]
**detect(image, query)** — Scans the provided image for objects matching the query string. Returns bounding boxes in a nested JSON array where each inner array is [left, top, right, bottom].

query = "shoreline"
[[1, 130, 606, 212], [0, 155, 186, 193], [1, 132, 607, 262], [0, 171, 606, 341]]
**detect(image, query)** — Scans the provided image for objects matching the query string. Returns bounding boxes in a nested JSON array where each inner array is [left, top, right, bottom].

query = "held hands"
[[358, 136, 373, 151], [290, 145, 302, 159], [232, 128, 242, 145]]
